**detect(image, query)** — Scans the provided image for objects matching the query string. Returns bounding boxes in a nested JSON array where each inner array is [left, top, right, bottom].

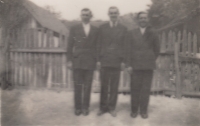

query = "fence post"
[[174, 31, 182, 99]]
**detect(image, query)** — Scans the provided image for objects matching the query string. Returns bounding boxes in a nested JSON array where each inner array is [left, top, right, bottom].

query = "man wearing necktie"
[[67, 8, 99, 116], [126, 12, 160, 119], [97, 6, 127, 117]]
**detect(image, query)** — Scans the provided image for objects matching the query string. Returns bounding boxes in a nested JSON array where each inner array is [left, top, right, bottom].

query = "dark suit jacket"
[[126, 26, 160, 70], [97, 23, 127, 68], [67, 24, 99, 70]]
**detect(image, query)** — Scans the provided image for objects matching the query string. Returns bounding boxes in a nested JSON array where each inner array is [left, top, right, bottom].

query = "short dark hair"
[[108, 6, 119, 14], [137, 11, 148, 19], [81, 8, 92, 15]]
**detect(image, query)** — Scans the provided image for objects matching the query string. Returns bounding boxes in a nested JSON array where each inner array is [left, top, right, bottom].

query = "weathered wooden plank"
[[52, 54, 56, 86], [10, 52, 14, 84], [26, 29, 30, 48], [56, 54, 61, 86], [23, 53, 27, 86], [49, 31, 54, 48], [46, 30, 50, 48], [168, 30, 172, 52], [17, 29, 21, 48], [19, 53, 23, 86], [193, 33, 198, 56], [27, 53, 30, 86], [174, 31, 181, 99], [22, 29, 26, 48], [160, 32, 166, 53], [62, 54, 67, 88], [172, 31, 176, 52], [182, 30, 187, 56], [42, 53, 46, 76], [187, 32, 192, 56], [54, 34, 59, 48], [38, 29, 42, 48], [39, 53, 43, 86], [33, 28, 38, 48], [47, 53, 52, 88], [33, 53, 37, 87], [43, 29, 47, 48], [58, 33, 62, 48], [14, 53, 18, 85], [30, 29, 34, 48]]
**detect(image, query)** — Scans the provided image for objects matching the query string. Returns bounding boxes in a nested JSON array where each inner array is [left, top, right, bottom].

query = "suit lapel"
[[143, 27, 149, 39], [87, 25, 94, 39], [79, 24, 87, 37], [108, 24, 121, 45], [134, 27, 152, 48], [135, 28, 144, 43]]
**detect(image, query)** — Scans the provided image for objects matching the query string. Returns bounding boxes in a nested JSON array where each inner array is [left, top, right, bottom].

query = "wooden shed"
[[7, 0, 70, 89]]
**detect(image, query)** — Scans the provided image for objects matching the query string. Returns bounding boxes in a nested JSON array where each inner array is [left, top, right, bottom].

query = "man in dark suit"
[[126, 12, 160, 119], [97, 6, 127, 117], [67, 8, 99, 116]]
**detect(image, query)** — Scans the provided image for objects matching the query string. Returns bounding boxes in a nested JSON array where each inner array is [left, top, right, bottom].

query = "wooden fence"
[[154, 29, 200, 97], [7, 28, 71, 89], [4, 25, 200, 97], [5, 27, 158, 92]]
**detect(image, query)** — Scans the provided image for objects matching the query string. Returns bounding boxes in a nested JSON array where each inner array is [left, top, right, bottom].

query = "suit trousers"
[[130, 70, 153, 114], [100, 67, 120, 111], [73, 69, 94, 110]]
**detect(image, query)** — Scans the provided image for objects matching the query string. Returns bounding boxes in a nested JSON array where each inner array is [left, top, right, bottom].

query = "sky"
[[30, 0, 152, 21]]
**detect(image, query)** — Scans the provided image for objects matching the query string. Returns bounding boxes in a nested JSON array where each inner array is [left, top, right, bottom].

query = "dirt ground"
[[1, 89, 200, 126]]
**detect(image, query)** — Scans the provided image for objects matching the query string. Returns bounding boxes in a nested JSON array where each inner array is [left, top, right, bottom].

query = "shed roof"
[[23, 0, 68, 35]]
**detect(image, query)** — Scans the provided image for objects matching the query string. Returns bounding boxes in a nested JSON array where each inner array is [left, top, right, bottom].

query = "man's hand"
[[67, 61, 73, 69], [127, 66, 132, 74], [96, 62, 101, 70], [121, 63, 126, 71]]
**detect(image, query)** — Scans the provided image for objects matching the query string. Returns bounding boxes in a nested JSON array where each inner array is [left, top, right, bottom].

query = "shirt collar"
[[109, 21, 118, 27], [82, 22, 90, 27], [139, 27, 146, 35], [139, 27, 146, 30]]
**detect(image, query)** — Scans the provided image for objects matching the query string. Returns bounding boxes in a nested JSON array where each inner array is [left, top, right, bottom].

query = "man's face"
[[138, 13, 149, 28], [108, 8, 119, 22], [81, 10, 92, 23]]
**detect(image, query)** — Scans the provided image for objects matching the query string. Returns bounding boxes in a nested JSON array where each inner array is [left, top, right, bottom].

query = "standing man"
[[67, 8, 99, 116], [126, 12, 160, 119], [97, 6, 127, 117]]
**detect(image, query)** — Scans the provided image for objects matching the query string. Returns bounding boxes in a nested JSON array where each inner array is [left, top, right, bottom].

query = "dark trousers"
[[100, 67, 120, 111], [130, 70, 153, 114], [73, 69, 94, 110]]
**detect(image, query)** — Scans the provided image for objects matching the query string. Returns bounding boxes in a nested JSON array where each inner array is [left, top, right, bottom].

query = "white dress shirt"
[[140, 27, 146, 35], [109, 21, 118, 28], [82, 23, 91, 36]]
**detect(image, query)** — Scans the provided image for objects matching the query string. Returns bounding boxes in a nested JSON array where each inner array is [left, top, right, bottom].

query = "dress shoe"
[[130, 112, 138, 118], [109, 110, 117, 117], [141, 113, 148, 119], [82, 109, 89, 116], [75, 110, 81, 116], [97, 110, 106, 116]]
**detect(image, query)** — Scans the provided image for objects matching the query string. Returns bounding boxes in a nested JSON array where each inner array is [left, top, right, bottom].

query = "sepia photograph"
[[0, 0, 200, 126]]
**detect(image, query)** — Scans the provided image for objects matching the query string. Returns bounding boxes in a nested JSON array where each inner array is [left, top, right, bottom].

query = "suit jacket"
[[97, 23, 127, 68], [67, 24, 99, 70], [126, 26, 160, 70]]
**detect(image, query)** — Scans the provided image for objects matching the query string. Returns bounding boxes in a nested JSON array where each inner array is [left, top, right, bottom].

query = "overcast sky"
[[30, 0, 152, 21]]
